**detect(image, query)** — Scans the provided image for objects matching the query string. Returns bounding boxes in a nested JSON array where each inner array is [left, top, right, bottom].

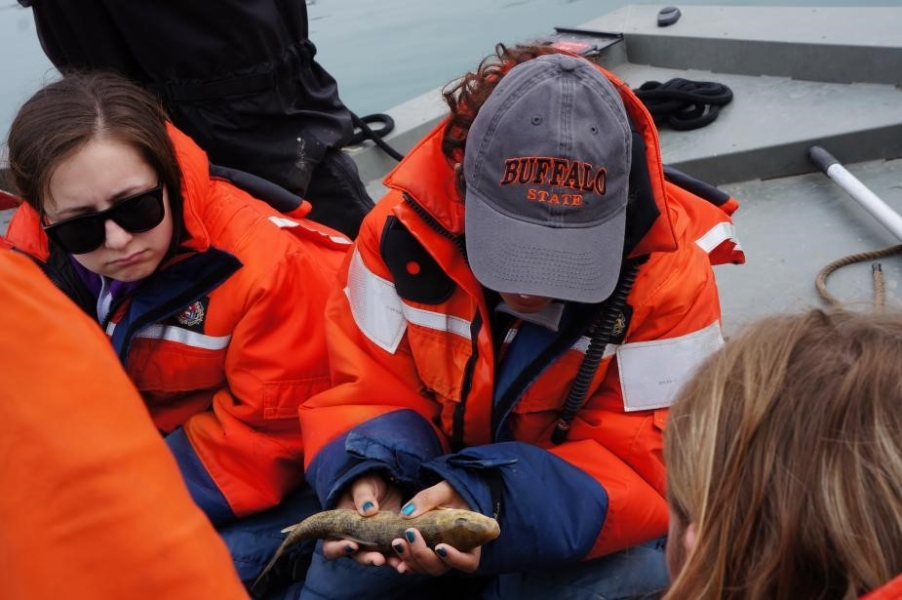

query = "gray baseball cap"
[[464, 53, 632, 304]]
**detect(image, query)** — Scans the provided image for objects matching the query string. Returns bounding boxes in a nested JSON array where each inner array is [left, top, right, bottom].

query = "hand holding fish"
[[251, 477, 501, 595], [389, 481, 482, 576], [322, 472, 404, 566], [320, 476, 497, 575]]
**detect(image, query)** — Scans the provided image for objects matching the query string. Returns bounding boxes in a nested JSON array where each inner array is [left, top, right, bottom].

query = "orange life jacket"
[[861, 574, 902, 600], [0, 249, 248, 600], [300, 60, 744, 560], [5, 124, 350, 521]]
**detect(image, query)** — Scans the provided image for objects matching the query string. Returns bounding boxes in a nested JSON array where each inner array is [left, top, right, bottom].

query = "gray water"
[[2, 0, 902, 138]]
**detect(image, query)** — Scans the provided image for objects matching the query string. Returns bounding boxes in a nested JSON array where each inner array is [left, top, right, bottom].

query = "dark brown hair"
[[6, 71, 184, 249], [440, 43, 559, 197]]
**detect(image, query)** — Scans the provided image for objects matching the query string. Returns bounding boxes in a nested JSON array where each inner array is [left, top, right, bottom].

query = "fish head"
[[443, 511, 501, 550]]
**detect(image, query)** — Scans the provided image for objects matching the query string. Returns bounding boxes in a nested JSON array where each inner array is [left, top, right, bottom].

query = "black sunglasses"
[[43, 184, 166, 255]]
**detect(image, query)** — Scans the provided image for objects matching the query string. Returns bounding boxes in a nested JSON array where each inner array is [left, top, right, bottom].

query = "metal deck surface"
[[591, 5, 902, 185], [343, 5, 902, 333], [716, 158, 902, 335], [4, 4, 902, 336], [585, 5, 902, 332]]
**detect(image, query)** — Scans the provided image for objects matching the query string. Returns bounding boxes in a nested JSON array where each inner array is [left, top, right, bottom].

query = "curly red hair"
[[440, 43, 561, 197]]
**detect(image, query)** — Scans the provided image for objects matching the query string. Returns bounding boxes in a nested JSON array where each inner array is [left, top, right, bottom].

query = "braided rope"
[[815, 245, 902, 308]]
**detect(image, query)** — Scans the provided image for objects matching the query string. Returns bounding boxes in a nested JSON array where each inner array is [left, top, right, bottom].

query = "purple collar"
[[70, 257, 145, 311]]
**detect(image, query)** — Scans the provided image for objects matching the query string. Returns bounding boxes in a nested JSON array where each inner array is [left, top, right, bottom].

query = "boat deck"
[[347, 4, 902, 333], [583, 5, 902, 333], [716, 157, 902, 334], [3, 5, 902, 334]]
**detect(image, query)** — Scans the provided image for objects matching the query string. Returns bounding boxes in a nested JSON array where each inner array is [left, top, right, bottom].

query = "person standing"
[[18, 0, 374, 237]]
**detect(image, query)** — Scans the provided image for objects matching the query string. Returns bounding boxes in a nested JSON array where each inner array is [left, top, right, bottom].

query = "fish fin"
[[281, 523, 299, 534]]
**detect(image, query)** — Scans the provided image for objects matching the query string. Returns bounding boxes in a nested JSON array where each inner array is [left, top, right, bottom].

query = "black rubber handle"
[[658, 6, 682, 26], [808, 145, 839, 173]]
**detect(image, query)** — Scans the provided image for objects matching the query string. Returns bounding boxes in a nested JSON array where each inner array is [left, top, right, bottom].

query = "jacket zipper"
[[402, 192, 468, 261], [402, 192, 477, 448]]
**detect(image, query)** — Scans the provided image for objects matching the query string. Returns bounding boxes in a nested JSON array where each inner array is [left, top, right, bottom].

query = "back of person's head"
[[6, 71, 182, 221], [664, 308, 902, 599]]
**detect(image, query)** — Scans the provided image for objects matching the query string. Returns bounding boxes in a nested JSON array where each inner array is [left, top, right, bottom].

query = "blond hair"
[[664, 309, 902, 599]]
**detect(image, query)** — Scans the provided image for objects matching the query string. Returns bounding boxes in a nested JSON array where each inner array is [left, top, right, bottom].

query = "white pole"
[[808, 146, 902, 242]]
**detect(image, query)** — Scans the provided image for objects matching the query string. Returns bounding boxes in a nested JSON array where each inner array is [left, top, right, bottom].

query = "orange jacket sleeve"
[[0, 250, 247, 600]]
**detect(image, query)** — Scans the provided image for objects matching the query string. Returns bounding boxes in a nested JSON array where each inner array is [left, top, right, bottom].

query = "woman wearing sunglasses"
[[3, 71, 351, 595]]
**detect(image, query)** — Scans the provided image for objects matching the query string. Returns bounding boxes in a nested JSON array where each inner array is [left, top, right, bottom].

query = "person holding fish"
[[3, 72, 351, 596], [295, 45, 744, 598]]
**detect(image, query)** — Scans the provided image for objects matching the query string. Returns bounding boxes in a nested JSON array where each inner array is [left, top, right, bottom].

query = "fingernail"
[[435, 546, 448, 558], [401, 503, 415, 516], [362, 501, 374, 513], [345, 544, 354, 554], [405, 530, 416, 543], [393, 543, 404, 554]]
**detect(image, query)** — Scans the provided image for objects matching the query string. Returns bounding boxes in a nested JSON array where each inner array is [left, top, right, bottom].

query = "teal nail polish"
[[405, 530, 416, 543], [435, 546, 448, 558], [393, 543, 404, 554], [401, 503, 415, 516], [345, 544, 354, 554], [362, 501, 374, 512]]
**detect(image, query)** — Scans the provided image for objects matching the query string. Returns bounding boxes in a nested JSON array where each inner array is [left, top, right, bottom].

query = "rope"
[[815, 245, 902, 308], [348, 111, 404, 162], [874, 263, 886, 312], [633, 78, 733, 131], [346, 76, 735, 163]]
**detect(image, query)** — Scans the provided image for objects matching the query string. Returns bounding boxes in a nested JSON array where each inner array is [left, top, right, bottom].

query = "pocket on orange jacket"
[[263, 377, 330, 420], [406, 324, 473, 402]]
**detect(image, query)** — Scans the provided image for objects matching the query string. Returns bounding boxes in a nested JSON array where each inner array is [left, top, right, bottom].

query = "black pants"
[[305, 148, 374, 239], [21, 0, 374, 238]]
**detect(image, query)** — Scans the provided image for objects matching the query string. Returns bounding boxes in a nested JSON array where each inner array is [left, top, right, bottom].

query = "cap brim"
[[465, 190, 627, 304]]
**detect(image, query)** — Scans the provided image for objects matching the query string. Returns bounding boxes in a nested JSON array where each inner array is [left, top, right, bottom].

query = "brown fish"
[[252, 507, 500, 592]]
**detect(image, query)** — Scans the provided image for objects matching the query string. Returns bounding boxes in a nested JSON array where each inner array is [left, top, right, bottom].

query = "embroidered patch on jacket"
[[171, 297, 210, 332]]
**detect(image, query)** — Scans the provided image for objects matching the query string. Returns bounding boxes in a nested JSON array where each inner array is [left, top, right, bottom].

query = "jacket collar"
[[165, 122, 213, 253], [383, 123, 465, 234]]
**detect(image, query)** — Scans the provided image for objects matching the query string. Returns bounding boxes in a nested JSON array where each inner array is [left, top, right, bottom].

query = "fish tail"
[[249, 543, 286, 596], [250, 518, 320, 595]]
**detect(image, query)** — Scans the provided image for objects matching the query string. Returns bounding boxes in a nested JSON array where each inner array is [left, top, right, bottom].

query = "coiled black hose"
[[633, 78, 733, 131], [551, 258, 645, 445]]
